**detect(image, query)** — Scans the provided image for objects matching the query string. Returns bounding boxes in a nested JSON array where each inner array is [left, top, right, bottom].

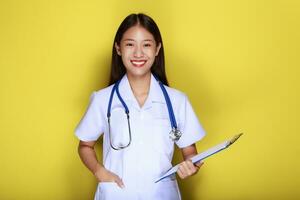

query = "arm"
[[177, 143, 204, 179], [181, 143, 198, 160], [77, 140, 124, 188]]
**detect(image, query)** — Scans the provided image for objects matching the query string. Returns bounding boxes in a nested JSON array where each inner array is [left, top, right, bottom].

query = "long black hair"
[[108, 13, 169, 86]]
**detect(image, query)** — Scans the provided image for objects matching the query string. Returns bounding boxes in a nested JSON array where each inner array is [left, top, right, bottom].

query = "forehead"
[[121, 25, 155, 42]]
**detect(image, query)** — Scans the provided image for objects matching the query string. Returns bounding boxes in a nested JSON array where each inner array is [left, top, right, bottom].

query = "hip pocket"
[[96, 182, 127, 200], [152, 178, 181, 200]]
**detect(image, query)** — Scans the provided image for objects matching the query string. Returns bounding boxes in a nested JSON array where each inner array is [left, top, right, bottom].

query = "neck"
[[127, 72, 151, 96]]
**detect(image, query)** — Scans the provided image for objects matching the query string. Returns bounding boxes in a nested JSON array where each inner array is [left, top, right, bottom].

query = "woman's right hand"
[[94, 164, 125, 188]]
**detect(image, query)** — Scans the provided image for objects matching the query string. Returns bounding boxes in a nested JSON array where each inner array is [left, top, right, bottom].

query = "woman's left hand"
[[176, 159, 204, 179]]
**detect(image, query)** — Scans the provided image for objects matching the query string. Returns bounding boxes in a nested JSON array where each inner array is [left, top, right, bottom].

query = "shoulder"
[[90, 84, 114, 103], [163, 85, 187, 103]]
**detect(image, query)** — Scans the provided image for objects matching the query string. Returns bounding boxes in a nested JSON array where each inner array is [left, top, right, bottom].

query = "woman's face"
[[115, 25, 161, 78]]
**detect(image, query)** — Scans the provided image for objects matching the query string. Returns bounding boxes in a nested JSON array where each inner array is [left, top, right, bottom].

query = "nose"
[[133, 45, 144, 57]]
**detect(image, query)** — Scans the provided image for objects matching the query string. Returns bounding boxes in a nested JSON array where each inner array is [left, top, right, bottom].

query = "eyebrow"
[[123, 39, 135, 42], [122, 39, 154, 42]]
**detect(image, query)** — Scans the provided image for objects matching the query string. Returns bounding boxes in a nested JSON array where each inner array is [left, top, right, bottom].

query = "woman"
[[75, 13, 206, 200]]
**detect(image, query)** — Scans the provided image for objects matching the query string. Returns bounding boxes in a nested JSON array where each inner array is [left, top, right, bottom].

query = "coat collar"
[[117, 73, 166, 110]]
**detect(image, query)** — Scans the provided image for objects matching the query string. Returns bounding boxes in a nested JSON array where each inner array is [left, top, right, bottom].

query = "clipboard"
[[155, 133, 243, 183]]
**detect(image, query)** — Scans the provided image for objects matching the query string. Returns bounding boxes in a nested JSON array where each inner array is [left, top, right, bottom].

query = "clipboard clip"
[[227, 133, 243, 147]]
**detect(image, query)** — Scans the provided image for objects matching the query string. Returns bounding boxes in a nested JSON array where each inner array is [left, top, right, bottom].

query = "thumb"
[[195, 161, 204, 168]]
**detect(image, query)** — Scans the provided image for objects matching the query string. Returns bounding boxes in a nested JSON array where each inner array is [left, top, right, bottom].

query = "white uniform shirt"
[[75, 73, 206, 200]]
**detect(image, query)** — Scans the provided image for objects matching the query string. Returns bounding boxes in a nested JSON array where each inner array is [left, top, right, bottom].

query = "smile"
[[130, 60, 147, 67]]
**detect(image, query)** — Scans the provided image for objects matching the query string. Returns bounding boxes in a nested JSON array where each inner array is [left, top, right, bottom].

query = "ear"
[[115, 42, 121, 56], [155, 42, 161, 56]]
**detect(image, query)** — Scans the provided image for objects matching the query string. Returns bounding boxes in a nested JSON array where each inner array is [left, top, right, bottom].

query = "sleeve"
[[175, 94, 206, 148], [74, 92, 105, 141]]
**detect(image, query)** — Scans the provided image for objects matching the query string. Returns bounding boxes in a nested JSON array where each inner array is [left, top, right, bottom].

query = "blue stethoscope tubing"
[[106, 74, 181, 150]]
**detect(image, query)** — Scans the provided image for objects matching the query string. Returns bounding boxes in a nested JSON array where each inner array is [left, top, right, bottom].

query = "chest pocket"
[[151, 102, 174, 158]]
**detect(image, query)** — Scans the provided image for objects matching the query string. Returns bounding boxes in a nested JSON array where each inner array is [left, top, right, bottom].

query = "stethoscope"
[[107, 74, 182, 150]]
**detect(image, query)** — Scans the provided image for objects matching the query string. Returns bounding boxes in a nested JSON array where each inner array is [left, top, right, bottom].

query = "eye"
[[125, 43, 134, 47], [144, 43, 152, 47]]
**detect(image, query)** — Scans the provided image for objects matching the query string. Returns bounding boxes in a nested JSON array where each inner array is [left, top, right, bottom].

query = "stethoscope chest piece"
[[169, 128, 182, 142]]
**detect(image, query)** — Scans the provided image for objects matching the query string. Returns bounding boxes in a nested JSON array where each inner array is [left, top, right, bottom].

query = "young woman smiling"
[[75, 13, 206, 200]]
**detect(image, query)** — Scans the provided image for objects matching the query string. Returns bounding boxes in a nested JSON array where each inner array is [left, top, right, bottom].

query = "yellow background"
[[0, 0, 299, 199]]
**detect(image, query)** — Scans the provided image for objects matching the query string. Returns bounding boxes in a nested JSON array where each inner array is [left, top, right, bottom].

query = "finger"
[[186, 159, 196, 170], [177, 166, 185, 179], [180, 162, 191, 177], [181, 161, 193, 176], [178, 164, 188, 178], [114, 176, 125, 189], [186, 160, 197, 174]]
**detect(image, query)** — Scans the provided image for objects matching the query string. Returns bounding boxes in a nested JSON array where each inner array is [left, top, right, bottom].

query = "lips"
[[130, 60, 147, 67]]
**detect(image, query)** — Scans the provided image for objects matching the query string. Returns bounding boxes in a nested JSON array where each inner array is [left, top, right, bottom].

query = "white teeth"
[[131, 61, 146, 65]]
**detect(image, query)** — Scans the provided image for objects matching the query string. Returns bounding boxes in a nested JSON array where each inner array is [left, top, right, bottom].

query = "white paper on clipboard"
[[155, 133, 243, 183]]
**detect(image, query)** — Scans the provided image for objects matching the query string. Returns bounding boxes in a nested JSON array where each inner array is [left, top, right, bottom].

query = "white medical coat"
[[75, 73, 206, 200]]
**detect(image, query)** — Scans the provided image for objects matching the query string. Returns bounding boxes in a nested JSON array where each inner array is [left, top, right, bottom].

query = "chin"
[[126, 68, 151, 78]]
